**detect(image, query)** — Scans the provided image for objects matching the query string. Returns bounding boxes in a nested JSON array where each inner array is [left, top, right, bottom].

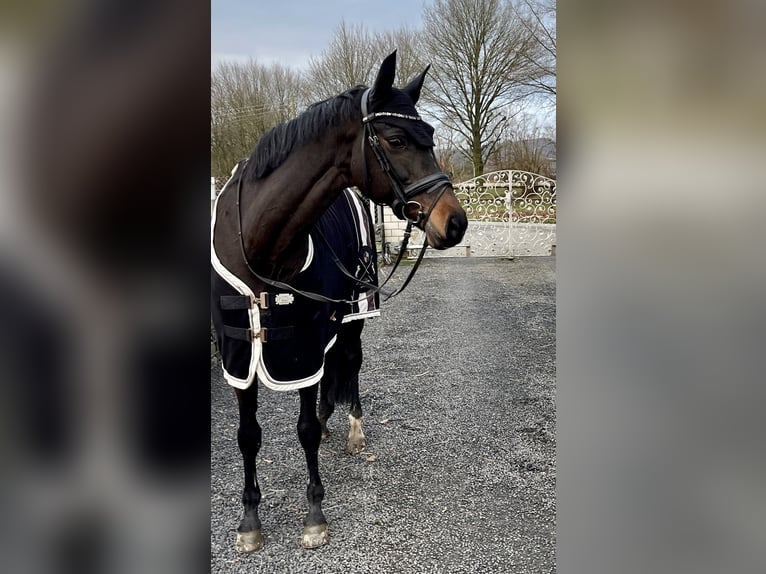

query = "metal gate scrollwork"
[[453, 170, 556, 257]]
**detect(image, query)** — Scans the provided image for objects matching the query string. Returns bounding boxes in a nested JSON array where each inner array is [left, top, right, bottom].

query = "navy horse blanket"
[[211, 162, 380, 391]]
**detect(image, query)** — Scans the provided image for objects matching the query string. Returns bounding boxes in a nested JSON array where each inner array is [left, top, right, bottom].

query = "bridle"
[[235, 88, 453, 305], [360, 88, 451, 225]]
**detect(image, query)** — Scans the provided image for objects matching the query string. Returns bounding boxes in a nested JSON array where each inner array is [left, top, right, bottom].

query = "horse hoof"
[[236, 530, 263, 553], [346, 438, 366, 455], [301, 524, 329, 549]]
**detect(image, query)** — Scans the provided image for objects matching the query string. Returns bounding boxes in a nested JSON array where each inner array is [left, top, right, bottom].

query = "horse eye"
[[388, 137, 406, 149]]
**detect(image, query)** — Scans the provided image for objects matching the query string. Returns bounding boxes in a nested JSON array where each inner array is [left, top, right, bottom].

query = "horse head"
[[354, 51, 467, 250]]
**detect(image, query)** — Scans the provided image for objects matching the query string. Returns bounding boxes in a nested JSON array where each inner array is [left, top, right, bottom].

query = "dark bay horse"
[[211, 51, 467, 551]]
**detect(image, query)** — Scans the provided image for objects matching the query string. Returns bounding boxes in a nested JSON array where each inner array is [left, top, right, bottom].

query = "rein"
[[235, 88, 452, 305], [236, 174, 365, 306], [315, 183, 448, 302]]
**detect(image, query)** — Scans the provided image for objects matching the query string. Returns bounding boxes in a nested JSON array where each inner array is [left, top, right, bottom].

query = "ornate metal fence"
[[453, 170, 556, 257], [212, 170, 557, 259]]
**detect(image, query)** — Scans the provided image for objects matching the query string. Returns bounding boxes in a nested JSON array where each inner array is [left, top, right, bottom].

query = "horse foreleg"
[[297, 384, 328, 548], [234, 386, 263, 552]]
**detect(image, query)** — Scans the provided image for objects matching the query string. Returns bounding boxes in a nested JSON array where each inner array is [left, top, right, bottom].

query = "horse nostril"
[[446, 212, 467, 244]]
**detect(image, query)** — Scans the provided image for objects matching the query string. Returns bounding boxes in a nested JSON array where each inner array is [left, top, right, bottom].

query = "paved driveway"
[[211, 257, 556, 573]]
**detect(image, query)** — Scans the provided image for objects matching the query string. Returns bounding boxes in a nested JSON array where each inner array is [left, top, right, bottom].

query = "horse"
[[211, 50, 468, 552]]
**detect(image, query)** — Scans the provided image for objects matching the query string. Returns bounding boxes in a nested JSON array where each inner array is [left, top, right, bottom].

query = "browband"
[[362, 111, 422, 123], [361, 89, 421, 123]]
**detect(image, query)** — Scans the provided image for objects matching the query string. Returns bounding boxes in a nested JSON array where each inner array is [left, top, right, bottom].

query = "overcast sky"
[[211, 0, 430, 70]]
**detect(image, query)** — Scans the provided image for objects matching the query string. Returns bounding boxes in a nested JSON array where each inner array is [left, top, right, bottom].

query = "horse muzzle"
[[391, 172, 452, 221], [389, 173, 468, 250], [425, 203, 467, 249]]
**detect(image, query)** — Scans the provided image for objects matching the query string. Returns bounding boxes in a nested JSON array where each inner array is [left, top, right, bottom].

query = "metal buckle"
[[257, 292, 269, 309], [255, 328, 267, 343]]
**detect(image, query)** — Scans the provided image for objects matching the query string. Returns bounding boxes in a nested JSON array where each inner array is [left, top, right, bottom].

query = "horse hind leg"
[[340, 320, 366, 455], [234, 386, 264, 553], [345, 371, 366, 455], [297, 384, 329, 549], [318, 320, 366, 454], [317, 346, 338, 440], [347, 412, 365, 455]]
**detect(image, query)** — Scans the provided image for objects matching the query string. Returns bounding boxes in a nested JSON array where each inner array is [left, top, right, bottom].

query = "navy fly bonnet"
[[366, 89, 436, 148]]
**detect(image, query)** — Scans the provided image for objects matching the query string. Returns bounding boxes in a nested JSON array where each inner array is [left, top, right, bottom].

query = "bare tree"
[[211, 26, 426, 182], [211, 60, 304, 180], [304, 20, 377, 101], [421, 0, 541, 176], [487, 112, 556, 177], [375, 27, 428, 86], [518, 0, 556, 99], [434, 127, 472, 181], [305, 20, 427, 102]]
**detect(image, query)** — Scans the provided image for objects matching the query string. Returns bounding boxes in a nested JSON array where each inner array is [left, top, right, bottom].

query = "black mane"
[[247, 86, 366, 180]]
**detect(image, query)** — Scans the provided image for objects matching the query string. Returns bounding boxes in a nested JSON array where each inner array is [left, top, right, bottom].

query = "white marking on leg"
[[347, 414, 366, 454]]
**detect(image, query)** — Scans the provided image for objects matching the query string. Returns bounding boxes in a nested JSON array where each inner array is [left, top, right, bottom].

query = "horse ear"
[[370, 50, 397, 105], [402, 64, 431, 105]]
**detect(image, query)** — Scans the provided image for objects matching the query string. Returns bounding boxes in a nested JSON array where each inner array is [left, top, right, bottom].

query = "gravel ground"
[[211, 257, 556, 573]]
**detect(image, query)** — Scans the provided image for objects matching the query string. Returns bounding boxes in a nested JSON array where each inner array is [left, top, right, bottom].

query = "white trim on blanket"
[[341, 309, 381, 323], [210, 181, 261, 389], [343, 189, 381, 322], [211, 178, 322, 391], [212, 182, 378, 392], [255, 335, 337, 391], [300, 235, 314, 273]]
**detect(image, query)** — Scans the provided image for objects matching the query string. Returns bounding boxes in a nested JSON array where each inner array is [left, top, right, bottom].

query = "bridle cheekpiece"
[[360, 88, 451, 225]]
